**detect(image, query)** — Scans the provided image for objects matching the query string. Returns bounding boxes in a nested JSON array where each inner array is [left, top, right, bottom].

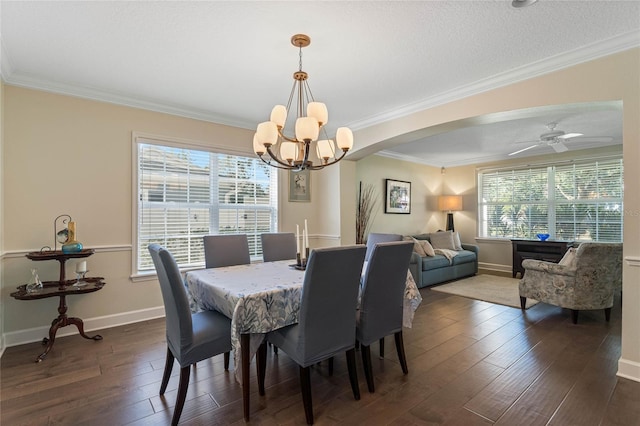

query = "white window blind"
[[478, 158, 623, 242], [136, 141, 278, 273]]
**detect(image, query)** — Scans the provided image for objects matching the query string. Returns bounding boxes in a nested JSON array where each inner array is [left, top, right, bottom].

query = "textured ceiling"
[[1, 1, 638, 166]]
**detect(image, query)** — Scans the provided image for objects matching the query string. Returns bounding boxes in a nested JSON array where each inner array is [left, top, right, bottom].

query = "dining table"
[[184, 259, 422, 421]]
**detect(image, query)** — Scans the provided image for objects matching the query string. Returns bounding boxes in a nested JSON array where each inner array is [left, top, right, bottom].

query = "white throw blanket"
[[435, 248, 459, 264]]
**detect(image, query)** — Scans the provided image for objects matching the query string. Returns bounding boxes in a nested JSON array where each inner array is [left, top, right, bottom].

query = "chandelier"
[[252, 34, 353, 171]]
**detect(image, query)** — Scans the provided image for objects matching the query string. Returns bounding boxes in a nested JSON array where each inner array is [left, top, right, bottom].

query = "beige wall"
[[350, 48, 640, 382], [1, 86, 342, 344]]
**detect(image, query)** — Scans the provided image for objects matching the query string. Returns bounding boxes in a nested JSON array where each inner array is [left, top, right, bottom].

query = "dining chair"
[[357, 241, 414, 393], [262, 245, 367, 425], [364, 232, 403, 261], [261, 232, 297, 262], [148, 244, 232, 426], [203, 234, 251, 268]]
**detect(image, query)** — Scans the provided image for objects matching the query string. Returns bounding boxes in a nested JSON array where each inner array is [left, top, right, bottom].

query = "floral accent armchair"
[[519, 242, 622, 324]]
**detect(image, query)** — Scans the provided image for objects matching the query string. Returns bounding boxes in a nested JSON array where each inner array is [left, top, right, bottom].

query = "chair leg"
[[605, 307, 612, 322], [520, 296, 526, 310], [379, 338, 385, 358], [172, 365, 191, 426], [299, 366, 314, 425], [224, 351, 230, 371], [360, 344, 375, 393], [160, 347, 175, 395], [257, 341, 267, 396], [346, 348, 361, 401], [571, 309, 579, 324], [394, 331, 409, 375]]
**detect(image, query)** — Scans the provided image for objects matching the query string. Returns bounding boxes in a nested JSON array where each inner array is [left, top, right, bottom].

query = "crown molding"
[[3, 73, 255, 130], [348, 30, 640, 131]]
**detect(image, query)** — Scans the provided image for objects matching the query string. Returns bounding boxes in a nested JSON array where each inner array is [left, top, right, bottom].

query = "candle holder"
[[296, 252, 302, 267], [74, 270, 88, 287]]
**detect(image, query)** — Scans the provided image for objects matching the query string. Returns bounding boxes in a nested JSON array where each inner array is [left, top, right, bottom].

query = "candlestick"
[[302, 230, 307, 259], [296, 224, 300, 254], [304, 219, 309, 248]]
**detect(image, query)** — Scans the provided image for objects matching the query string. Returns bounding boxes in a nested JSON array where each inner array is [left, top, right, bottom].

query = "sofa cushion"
[[404, 236, 426, 256], [451, 249, 476, 265], [429, 231, 456, 250], [421, 255, 451, 270], [452, 231, 463, 250]]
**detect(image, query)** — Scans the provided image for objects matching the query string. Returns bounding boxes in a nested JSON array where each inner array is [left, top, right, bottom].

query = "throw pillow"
[[452, 231, 463, 251], [429, 231, 456, 251], [417, 238, 435, 256], [559, 247, 577, 267], [404, 236, 427, 257]]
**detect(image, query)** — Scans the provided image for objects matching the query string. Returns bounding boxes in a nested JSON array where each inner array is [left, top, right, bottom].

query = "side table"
[[13, 248, 106, 362], [11, 277, 106, 362]]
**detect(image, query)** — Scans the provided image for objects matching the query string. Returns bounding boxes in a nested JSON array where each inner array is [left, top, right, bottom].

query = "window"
[[478, 157, 623, 242], [135, 137, 278, 274]]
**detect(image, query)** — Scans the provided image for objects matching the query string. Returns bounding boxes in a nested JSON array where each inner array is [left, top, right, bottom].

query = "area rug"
[[430, 274, 539, 309]]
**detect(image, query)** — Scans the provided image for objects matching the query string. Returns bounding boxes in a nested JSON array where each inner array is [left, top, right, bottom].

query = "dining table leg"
[[242, 333, 250, 421]]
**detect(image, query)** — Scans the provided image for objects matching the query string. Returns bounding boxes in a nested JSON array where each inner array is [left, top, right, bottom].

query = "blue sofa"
[[408, 234, 479, 288], [365, 232, 479, 289]]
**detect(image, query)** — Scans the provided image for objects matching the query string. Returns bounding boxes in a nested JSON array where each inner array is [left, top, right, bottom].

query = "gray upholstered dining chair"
[[203, 234, 251, 268], [364, 232, 403, 262], [148, 244, 232, 426], [357, 241, 414, 393], [261, 232, 297, 262], [262, 245, 367, 425]]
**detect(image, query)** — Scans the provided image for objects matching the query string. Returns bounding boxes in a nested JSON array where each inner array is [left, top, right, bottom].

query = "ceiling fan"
[[508, 122, 587, 156]]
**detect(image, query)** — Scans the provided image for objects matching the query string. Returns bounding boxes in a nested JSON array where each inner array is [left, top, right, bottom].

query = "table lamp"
[[438, 195, 463, 231]]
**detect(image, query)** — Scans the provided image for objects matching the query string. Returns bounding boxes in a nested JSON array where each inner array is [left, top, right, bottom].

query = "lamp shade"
[[438, 195, 463, 212]]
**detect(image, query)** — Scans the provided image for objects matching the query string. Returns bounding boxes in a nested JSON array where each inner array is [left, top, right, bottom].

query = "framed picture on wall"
[[385, 179, 411, 214], [289, 169, 311, 202]]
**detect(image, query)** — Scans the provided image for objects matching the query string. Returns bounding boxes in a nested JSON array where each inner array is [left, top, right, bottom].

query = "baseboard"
[[2, 306, 165, 348], [617, 358, 640, 383], [478, 262, 511, 274]]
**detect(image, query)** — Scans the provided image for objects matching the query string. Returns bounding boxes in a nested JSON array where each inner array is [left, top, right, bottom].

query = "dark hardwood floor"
[[2, 284, 639, 425]]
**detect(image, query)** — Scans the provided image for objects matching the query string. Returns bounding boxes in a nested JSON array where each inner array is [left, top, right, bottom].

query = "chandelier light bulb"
[[295, 116, 320, 142], [316, 139, 335, 161], [270, 105, 287, 128], [253, 133, 265, 155], [336, 127, 354, 151], [256, 121, 278, 146], [307, 102, 328, 126], [280, 142, 297, 163]]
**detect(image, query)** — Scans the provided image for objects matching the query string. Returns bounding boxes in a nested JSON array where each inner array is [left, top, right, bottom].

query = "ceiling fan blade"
[[551, 141, 568, 153], [508, 144, 539, 156], [557, 132, 583, 139]]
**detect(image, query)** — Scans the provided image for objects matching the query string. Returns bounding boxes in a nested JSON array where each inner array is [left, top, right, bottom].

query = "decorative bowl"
[[536, 233, 550, 241]]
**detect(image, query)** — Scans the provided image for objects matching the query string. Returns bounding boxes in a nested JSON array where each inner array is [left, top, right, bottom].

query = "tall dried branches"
[[356, 182, 379, 244]]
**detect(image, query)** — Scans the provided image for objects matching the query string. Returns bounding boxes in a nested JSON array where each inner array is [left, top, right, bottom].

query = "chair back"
[[365, 233, 402, 261], [358, 241, 414, 346], [148, 244, 193, 356], [574, 242, 623, 289], [261, 232, 297, 262], [203, 234, 251, 268], [297, 245, 366, 364]]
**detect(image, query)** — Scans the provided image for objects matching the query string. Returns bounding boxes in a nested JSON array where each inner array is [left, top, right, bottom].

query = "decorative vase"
[[62, 221, 83, 253]]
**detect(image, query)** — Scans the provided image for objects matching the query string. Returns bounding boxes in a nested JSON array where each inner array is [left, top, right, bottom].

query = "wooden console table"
[[511, 239, 572, 278], [11, 249, 105, 362]]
